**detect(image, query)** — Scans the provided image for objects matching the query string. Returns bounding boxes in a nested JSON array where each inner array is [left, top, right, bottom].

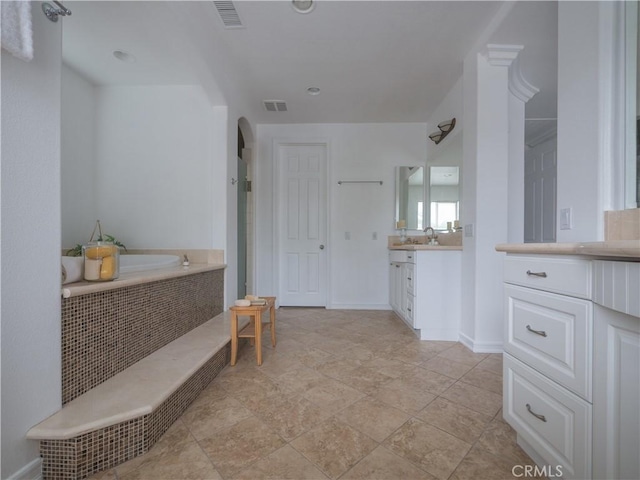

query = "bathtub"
[[119, 254, 181, 274]]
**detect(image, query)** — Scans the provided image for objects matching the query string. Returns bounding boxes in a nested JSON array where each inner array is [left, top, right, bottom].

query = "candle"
[[397, 220, 406, 229]]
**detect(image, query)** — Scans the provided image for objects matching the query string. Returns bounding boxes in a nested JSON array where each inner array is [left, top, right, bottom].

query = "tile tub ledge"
[[495, 240, 640, 259], [62, 263, 226, 298]]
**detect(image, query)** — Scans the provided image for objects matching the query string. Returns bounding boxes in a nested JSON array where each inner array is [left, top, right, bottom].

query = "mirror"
[[428, 166, 460, 230], [624, 0, 639, 208], [395, 166, 425, 231]]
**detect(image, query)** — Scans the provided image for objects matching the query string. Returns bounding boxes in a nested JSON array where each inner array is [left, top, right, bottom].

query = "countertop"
[[388, 244, 463, 251], [61, 263, 226, 298], [495, 240, 640, 259]]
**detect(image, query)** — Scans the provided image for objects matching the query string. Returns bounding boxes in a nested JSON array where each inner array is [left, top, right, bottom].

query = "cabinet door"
[[389, 262, 400, 313], [593, 305, 640, 480]]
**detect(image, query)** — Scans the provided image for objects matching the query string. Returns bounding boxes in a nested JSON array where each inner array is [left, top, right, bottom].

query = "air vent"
[[263, 100, 288, 112], [213, 1, 243, 28]]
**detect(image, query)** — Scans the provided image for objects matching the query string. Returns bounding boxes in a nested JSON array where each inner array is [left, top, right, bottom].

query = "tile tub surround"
[[61, 268, 224, 404], [88, 308, 542, 480], [39, 344, 231, 480]]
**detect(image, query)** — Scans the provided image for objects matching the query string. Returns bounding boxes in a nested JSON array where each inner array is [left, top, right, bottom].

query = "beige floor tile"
[[198, 416, 286, 478], [439, 381, 503, 417], [449, 444, 542, 480], [460, 366, 503, 395], [290, 417, 377, 479], [435, 344, 488, 366], [329, 365, 396, 395], [341, 446, 438, 480], [247, 393, 331, 441], [336, 397, 410, 442], [231, 445, 328, 480], [415, 397, 493, 443], [475, 355, 504, 376], [118, 461, 222, 480], [383, 418, 471, 480], [421, 356, 474, 379], [182, 394, 254, 441], [372, 377, 438, 414], [302, 377, 365, 415], [476, 416, 534, 465], [87, 469, 117, 480], [274, 366, 329, 393], [404, 366, 457, 394]]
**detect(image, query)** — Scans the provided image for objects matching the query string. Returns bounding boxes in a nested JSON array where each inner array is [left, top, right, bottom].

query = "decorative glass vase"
[[83, 241, 120, 281]]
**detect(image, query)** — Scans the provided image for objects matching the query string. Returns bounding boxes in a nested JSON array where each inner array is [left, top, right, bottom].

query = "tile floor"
[[91, 308, 541, 480]]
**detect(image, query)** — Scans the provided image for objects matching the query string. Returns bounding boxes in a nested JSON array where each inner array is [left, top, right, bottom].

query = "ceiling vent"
[[263, 100, 288, 112], [213, 1, 243, 29]]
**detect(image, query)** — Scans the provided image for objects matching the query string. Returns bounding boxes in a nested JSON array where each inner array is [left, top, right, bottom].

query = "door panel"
[[278, 144, 327, 306]]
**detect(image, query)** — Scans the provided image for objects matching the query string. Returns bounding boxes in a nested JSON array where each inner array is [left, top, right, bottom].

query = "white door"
[[277, 144, 327, 306], [524, 137, 557, 243]]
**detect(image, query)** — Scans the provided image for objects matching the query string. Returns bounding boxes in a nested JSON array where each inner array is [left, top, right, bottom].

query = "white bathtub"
[[119, 254, 181, 274]]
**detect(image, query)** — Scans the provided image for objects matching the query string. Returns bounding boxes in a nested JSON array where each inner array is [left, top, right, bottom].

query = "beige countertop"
[[61, 263, 226, 298], [495, 240, 640, 259], [388, 244, 463, 251]]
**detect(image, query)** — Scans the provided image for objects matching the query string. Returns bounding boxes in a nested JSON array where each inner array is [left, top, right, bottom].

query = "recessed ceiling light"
[[113, 50, 136, 63], [292, 0, 314, 14], [306, 87, 321, 96]]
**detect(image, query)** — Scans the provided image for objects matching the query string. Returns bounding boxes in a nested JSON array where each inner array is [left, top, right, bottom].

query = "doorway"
[[276, 143, 327, 306]]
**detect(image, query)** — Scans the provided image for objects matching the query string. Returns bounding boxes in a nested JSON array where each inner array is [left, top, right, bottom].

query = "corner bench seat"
[[28, 311, 248, 479]]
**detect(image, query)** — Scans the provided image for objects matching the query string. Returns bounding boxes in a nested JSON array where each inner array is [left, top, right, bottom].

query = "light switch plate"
[[464, 224, 474, 237], [560, 208, 572, 230]]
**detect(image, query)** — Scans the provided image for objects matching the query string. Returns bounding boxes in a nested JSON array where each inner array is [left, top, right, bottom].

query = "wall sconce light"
[[428, 118, 456, 145]]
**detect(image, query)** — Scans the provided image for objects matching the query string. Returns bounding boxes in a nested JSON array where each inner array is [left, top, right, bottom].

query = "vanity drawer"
[[406, 293, 415, 328], [389, 250, 415, 263], [406, 264, 415, 295], [504, 354, 592, 480], [505, 284, 592, 400], [504, 255, 592, 299]]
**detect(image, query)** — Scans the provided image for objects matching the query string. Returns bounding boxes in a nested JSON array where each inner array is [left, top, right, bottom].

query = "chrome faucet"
[[424, 226, 439, 245]]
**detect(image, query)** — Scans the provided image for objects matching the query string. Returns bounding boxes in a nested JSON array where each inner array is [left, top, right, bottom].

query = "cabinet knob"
[[319, 245, 325, 250]]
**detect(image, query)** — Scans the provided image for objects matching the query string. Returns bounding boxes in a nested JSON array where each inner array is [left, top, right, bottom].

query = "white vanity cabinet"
[[502, 254, 640, 480], [592, 261, 640, 480], [503, 255, 593, 480], [389, 249, 461, 340]]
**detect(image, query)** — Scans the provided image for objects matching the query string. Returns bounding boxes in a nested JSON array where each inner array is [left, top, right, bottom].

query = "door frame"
[[272, 138, 332, 308]]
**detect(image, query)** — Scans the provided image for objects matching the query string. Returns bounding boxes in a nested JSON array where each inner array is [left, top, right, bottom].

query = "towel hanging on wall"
[[1, 0, 33, 61]]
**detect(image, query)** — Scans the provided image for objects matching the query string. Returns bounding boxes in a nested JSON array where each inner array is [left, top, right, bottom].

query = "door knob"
[[319, 245, 325, 250]]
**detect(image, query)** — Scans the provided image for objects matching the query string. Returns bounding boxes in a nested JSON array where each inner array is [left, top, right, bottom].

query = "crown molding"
[[485, 44, 539, 103]]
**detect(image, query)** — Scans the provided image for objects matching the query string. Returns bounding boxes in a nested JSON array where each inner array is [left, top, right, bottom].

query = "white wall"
[[556, 1, 605, 242], [255, 123, 427, 308], [61, 65, 97, 248], [1, 8, 62, 478], [91, 85, 220, 249]]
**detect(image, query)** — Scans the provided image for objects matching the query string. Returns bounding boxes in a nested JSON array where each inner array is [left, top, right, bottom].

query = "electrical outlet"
[[345, 231, 351, 240], [560, 208, 572, 230], [372, 232, 377, 240]]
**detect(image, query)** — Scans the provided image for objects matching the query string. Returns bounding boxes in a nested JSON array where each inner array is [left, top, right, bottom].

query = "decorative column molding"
[[485, 44, 539, 103]]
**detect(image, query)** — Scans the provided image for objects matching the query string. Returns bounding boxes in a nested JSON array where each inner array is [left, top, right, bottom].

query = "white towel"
[[62, 256, 84, 284], [1, 1, 33, 61]]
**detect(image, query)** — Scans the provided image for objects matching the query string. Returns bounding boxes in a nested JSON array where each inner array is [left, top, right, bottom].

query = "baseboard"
[[326, 303, 392, 310], [458, 332, 503, 353], [7, 458, 42, 480]]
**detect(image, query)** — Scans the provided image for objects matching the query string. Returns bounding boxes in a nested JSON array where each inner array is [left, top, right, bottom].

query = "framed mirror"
[[428, 166, 460, 230], [395, 166, 425, 230]]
